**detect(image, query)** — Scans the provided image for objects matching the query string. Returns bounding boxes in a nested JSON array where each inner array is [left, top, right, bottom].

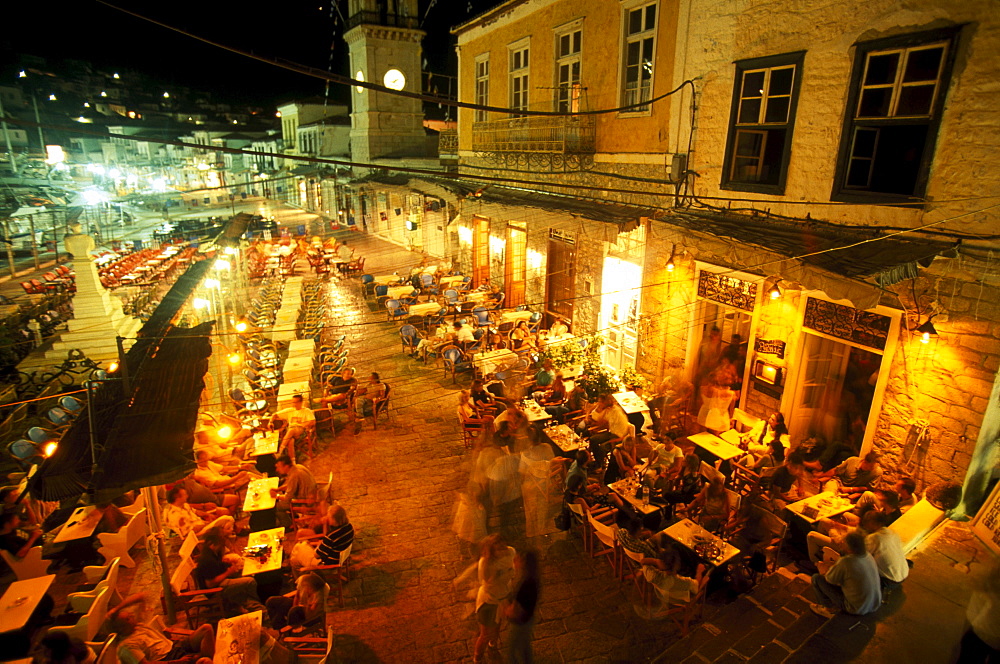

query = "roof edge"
[[451, 0, 531, 35]]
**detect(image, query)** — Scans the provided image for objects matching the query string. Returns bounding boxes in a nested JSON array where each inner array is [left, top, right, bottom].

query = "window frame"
[[619, 0, 658, 116], [508, 37, 530, 116], [720, 51, 805, 195], [554, 20, 583, 113], [474, 53, 490, 123], [831, 26, 962, 205]]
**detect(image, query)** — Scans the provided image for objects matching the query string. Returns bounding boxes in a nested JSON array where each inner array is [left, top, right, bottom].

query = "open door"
[[600, 257, 642, 371], [505, 225, 527, 307], [789, 333, 850, 446], [472, 215, 490, 287]]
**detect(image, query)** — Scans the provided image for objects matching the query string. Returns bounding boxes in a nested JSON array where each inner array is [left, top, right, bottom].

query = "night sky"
[[1, 0, 504, 109]]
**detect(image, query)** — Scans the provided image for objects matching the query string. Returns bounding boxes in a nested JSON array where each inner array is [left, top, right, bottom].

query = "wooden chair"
[[619, 546, 650, 603], [302, 542, 353, 608], [48, 586, 112, 642], [730, 461, 763, 499], [284, 625, 335, 662], [585, 505, 619, 573], [97, 507, 147, 567], [370, 384, 392, 429], [459, 414, 489, 450], [166, 555, 225, 628], [0, 546, 50, 580], [662, 574, 711, 636]]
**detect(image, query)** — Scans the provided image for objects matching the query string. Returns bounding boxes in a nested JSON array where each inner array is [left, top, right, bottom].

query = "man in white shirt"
[[453, 321, 476, 344], [337, 241, 354, 262], [862, 511, 909, 589], [274, 394, 316, 462], [192, 450, 251, 492]]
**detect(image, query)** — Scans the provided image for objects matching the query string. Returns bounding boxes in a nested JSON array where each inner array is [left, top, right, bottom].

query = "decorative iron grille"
[[471, 115, 595, 154], [802, 297, 890, 350], [697, 272, 757, 311]]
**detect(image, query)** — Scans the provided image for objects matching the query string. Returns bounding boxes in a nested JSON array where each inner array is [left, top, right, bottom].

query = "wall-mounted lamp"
[[914, 316, 938, 344], [768, 279, 782, 300], [666, 244, 676, 272]]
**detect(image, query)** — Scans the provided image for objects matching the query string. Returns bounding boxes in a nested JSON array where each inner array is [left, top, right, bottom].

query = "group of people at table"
[[0, 402, 359, 662], [455, 357, 914, 622]]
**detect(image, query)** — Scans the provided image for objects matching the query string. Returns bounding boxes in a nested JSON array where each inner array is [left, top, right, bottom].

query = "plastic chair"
[[472, 307, 491, 327], [60, 395, 85, 414], [385, 299, 406, 321], [27, 426, 58, 444], [48, 407, 73, 427], [442, 346, 472, 384], [443, 288, 460, 303]]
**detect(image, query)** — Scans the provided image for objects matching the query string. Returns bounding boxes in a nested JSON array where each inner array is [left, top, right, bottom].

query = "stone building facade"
[[349, 0, 1000, 506]]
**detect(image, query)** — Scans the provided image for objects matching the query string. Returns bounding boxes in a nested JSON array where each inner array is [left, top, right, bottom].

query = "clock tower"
[[345, 0, 427, 163]]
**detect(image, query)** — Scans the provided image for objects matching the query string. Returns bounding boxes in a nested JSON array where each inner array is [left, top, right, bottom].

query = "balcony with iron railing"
[[471, 116, 596, 154]]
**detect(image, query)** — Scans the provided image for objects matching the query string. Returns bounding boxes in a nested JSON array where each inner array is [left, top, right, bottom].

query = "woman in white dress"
[[696, 370, 734, 433]]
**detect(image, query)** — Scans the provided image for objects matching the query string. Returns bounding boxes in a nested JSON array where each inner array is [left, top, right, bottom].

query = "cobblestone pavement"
[[49, 228, 979, 664]]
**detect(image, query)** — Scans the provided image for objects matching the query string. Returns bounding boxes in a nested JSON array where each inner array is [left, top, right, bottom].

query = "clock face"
[[383, 68, 406, 91], [354, 70, 365, 93]]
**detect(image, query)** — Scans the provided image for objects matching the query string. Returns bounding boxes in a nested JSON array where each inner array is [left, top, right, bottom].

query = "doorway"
[[545, 237, 576, 326], [472, 215, 490, 287], [600, 257, 642, 371], [505, 225, 527, 307], [789, 332, 883, 454]]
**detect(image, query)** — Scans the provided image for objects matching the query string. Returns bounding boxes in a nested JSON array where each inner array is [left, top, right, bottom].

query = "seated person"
[[639, 546, 705, 609], [38, 632, 95, 664], [318, 367, 358, 417], [584, 395, 632, 467], [453, 320, 476, 346], [817, 451, 883, 500], [493, 408, 527, 451], [196, 532, 265, 615], [530, 359, 557, 393], [470, 378, 505, 415], [271, 455, 318, 528], [194, 411, 254, 462], [459, 389, 494, 430], [752, 438, 786, 472], [549, 317, 569, 337], [842, 489, 902, 527], [560, 382, 589, 419], [563, 450, 601, 503], [354, 372, 387, 431], [0, 511, 42, 560], [655, 453, 704, 516], [487, 284, 505, 308], [768, 450, 811, 511], [416, 321, 453, 361], [1, 486, 39, 526], [273, 394, 316, 462], [605, 433, 639, 485], [538, 376, 568, 415], [192, 449, 251, 493], [510, 320, 536, 351], [162, 486, 231, 538], [809, 530, 882, 618], [856, 477, 917, 515], [742, 412, 788, 460], [864, 511, 909, 590], [614, 511, 659, 558], [643, 435, 685, 480], [265, 572, 327, 632], [291, 503, 355, 572], [107, 592, 214, 664], [687, 476, 732, 533]]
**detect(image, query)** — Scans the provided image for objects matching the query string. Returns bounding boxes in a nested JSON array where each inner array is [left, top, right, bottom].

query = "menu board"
[[972, 482, 1000, 556]]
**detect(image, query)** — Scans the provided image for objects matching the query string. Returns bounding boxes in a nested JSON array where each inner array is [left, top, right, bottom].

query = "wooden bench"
[[97, 508, 147, 568]]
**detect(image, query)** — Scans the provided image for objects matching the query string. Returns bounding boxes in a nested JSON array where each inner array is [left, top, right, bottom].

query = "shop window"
[[833, 28, 960, 203], [721, 52, 804, 194]]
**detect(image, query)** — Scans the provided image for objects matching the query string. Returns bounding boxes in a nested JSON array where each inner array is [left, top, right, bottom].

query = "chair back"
[[179, 530, 200, 560], [8, 439, 40, 462], [48, 407, 72, 426], [700, 461, 725, 483], [420, 273, 434, 286], [400, 324, 418, 345], [27, 426, 56, 444], [94, 633, 118, 664], [587, 511, 617, 548], [444, 288, 459, 302], [724, 488, 741, 515], [374, 284, 388, 296], [171, 555, 197, 595], [338, 542, 353, 567], [374, 384, 391, 416], [472, 307, 490, 325], [60, 395, 84, 413], [361, 274, 374, 284]]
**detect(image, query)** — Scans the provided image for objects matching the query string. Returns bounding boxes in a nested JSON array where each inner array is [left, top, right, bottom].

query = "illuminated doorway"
[[505, 224, 527, 307], [600, 257, 642, 371], [472, 215, 490, 287]]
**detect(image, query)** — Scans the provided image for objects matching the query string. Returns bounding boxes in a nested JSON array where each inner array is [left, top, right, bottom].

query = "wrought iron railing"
[[438, 129, 458, 157], [471, 116, 595, 154]]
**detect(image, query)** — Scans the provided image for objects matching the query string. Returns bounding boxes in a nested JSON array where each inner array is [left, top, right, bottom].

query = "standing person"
[[353, 372, 386, 434], [505, 550, 540, 664], [473, 534, 516, 663], [958, 557, 1000, 662], [809, 530, 881, 618]]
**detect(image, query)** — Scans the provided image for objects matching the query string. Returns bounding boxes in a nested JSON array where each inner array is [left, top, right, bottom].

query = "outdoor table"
[[282, 356, 313, 384], [277, 381, 310, 410], [387, 285, 415, 299], [243, 477, 280, 513], [464, 291, 488, 303], [687, 432, 744, 461], [0, 304, 21, 319], [439, 275, 465, 287], [372, 274, 402, 285], [539, 332, 575, 348], [521, 398, 551, 423], [287, 339, 315, 357], [408, 302, 441, 317], [662, 518, 741, 566], [786, 491, 855, 524], [243, 528, 285, 575], [248, 431, 280, 457], [214, 610, 262, 664], [608, 478, 661, 515], [472, 349, 518, 377], [613, 391, 649, 414], [543, 424, 587, 455], [422, 264, 439, 274], [53, 506, 100, 543], [500, 310, 533, 323], [0, 574, 54, 633]]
